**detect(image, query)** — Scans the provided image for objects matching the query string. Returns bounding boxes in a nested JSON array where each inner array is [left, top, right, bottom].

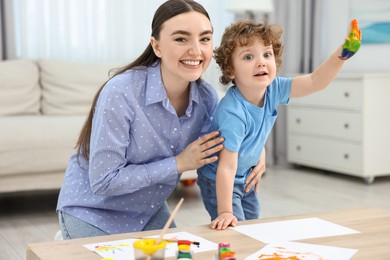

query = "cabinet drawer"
[[290, 79, 362, 110], [288, 107, 362, 141], [288, 135, 362, 174]]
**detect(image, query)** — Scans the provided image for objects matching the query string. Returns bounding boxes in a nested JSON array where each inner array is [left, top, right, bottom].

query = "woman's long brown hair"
[[76, 0, 211, 161]]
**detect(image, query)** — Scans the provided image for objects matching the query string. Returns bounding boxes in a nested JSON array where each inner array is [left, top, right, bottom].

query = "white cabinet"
[[287, 74, 390, 183]]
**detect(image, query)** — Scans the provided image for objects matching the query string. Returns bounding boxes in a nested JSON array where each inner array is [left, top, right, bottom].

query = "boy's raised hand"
[[339, 19, 362, 60]]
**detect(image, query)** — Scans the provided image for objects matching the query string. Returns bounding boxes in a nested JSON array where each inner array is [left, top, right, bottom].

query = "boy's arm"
[[290, 47, 345, 98], [210, 148, 238, 230], [290, 19, 361, 98]]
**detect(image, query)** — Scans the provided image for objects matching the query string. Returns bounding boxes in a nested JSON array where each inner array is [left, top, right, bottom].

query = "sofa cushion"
[[0, 59, 41, 116], [39, 59, 116, 115], [0, 115, 85, 176]]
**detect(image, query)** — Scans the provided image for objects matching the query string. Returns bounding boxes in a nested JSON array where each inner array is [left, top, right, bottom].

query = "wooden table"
[[27, 207, 390, 259]]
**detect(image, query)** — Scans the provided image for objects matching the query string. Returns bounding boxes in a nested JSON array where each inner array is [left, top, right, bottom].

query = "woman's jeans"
[[197, 173, 260, 221], [58, 201, 175, 239]]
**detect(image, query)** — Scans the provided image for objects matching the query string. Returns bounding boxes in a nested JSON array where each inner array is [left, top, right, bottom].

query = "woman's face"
[[151, 11, 213, 87]]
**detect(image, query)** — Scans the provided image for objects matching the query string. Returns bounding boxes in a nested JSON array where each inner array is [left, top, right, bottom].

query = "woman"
[[57, 0, 264, 239]]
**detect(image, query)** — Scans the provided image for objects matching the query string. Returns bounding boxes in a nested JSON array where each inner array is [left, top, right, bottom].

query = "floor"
[[1, 165, 390, 260]]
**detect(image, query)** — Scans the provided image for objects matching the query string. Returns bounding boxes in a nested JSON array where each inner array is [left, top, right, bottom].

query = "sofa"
[[0, 59, 197, 194], [0, 59, 116, 193]]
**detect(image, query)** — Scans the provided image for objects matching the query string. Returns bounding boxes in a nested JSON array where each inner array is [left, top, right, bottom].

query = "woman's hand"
[[176, 131, 224, 173], [209, 212, 238, 230], [245, 149, 266, 192]]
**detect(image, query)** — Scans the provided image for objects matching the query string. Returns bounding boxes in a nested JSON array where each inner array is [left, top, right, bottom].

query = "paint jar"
[[133, 238, 166, 260], [177, 240, 193, 259], [218, 243, 236, 260]]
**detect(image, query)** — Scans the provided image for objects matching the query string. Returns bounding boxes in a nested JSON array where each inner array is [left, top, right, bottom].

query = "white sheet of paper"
[[245, 241, 358, 260], [83, 231, 218, 259], [231, 217, 360, 243]]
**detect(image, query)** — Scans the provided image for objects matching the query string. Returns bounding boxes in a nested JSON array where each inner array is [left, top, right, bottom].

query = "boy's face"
[[230, 39, 276, 90]]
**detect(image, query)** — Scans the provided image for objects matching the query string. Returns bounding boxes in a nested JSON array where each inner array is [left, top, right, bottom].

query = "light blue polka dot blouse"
[[56, 62, 219, 234]]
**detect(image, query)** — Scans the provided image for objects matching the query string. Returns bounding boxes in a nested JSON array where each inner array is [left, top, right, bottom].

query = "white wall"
[[325, 0, 390, 73]]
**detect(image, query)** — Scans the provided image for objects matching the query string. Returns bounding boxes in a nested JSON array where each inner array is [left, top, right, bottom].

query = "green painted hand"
[[340, 19, 362, 60]]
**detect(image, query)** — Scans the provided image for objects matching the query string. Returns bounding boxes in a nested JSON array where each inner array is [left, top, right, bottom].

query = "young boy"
[[197, 19, 361, 230]]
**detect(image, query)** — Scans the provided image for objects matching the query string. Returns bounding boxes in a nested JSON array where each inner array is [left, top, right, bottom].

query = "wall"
[[325, 0, 390, 73]]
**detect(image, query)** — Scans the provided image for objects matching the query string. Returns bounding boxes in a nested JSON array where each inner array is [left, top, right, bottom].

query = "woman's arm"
[[90, 130, 224, 196]]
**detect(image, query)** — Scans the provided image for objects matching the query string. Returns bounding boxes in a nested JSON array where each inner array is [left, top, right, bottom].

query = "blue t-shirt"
[[198, 76, 292, 184], [57, 62, 219, 234]]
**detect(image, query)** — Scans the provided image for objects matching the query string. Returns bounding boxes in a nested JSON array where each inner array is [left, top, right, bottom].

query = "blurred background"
[[2, 0, 390, 165]]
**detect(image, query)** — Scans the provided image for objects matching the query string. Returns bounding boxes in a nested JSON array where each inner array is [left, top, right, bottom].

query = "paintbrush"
[[155, 197, 184, 245]]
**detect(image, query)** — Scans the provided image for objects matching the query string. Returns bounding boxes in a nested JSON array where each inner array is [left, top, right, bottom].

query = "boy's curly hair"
[[214, 19, 284, 85]]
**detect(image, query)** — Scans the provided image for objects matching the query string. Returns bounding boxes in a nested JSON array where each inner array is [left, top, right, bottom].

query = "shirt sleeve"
[[215, 102, 246, 153], [274, 76, 292, 104]]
